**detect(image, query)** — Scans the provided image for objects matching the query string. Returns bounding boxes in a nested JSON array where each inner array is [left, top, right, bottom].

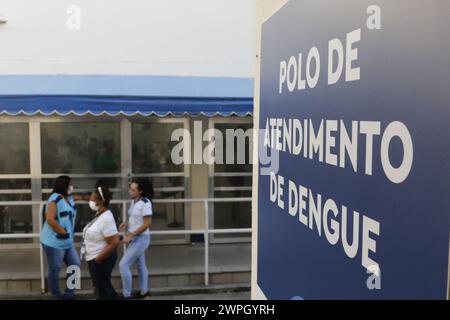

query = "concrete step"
[[0, 283, 251, 300], [0, 243, 251, 295], [0, 270, 251, 294]]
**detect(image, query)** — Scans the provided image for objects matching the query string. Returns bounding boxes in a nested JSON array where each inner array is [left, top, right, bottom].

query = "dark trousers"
[[88, 251, 118, 300]]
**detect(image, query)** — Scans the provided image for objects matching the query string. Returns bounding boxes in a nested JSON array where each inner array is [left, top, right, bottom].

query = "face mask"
[[89, 200, 99, 212], [67, 186, 74, 195]]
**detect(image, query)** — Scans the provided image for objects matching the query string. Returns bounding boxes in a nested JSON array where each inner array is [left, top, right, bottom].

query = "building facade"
[[0, 0, 256, 248]]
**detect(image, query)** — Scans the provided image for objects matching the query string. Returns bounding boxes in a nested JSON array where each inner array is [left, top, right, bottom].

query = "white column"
[[120, 119, 132, 200], [29, 120, 42, 238]]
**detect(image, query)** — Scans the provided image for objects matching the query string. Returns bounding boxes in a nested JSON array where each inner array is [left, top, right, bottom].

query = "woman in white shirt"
[[82, 186, 120, 300], [119, 178, 153, 299]]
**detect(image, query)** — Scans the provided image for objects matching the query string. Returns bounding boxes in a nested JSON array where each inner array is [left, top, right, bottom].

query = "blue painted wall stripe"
[[0, 75, 254, 98]]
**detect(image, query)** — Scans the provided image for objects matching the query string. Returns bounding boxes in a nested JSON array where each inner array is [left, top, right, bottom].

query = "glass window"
[[214, 176, 252, 187], [0, 123, 32, 242], [0, 123, 30, 174], [132, 123, 184, 173], [148, 177, 185, 232], [42, 177, 122, 200], [0, 179, 32, 239], [132, 122, 186, 241], [214, 123, 253, 173], [40, 122, 122, 237], [212, 122, 252, 238], [41, 122, 121, 174]]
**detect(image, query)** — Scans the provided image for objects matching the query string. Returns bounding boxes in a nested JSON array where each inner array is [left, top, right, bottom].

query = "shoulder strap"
[[54, 195, 63, 204], [41, 203, 47, 226], [42, 195, 64, 225]]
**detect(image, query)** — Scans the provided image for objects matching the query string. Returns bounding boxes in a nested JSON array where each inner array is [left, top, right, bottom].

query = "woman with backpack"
[[40, 175, 90, 299]]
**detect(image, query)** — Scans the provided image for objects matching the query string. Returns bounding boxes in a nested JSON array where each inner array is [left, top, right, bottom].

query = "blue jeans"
[[119, 234, 150, 297], [42, 244, 80, 299]]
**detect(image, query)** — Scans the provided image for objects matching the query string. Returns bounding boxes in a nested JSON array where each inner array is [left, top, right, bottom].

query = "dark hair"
[[131, 178, 154, 200], [94, 178, 109, 189], [53, 175, 71, 196], [95, 185, 113, 207]]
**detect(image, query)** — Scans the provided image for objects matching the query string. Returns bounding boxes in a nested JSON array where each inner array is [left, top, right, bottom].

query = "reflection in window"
[[214, 123, 252, 173], [0, 123, 30, 174], [132, 123, 184, 173], [0, 181, 32, 234], [213, 190, 251, 229], [132, 122, 186, 238], [0, 194, 33, 243], [0, 179, 32, 243], [213, 122, 252, 238], [41, 123, 121, 174], [214, 176, 252, 187], [0, 204, 32, 234]]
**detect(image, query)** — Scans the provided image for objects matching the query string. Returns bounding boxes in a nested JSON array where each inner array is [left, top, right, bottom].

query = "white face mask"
[[89, 200, 99, 212], [67, 185, 74, 195]]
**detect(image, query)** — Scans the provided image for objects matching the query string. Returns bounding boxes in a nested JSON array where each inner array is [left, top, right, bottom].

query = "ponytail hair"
[[131, 178, 154, 201]]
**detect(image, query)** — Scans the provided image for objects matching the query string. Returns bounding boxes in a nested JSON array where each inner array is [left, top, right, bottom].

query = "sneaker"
[[62, 293, 77, 300], [136, 291, 150, 299]]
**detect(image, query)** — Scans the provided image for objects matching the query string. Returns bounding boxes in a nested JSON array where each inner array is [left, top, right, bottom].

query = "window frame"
[[208, 116, 253, 244], [0, 115, 191, 247]]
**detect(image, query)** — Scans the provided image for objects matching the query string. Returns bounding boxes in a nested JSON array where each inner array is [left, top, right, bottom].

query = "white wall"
[[0, 0, 256, 77]]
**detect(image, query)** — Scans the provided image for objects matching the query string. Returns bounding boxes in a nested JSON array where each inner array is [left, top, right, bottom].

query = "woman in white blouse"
[[81, 186, 120, 300], [119, 178, 153, 299]]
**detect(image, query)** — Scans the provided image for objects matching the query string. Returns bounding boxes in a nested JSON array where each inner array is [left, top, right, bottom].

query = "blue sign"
[[258, 0, 450, 299]]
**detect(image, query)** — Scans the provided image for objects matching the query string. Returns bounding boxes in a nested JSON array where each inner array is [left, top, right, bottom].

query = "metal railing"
[[0, 197, 252, 293]]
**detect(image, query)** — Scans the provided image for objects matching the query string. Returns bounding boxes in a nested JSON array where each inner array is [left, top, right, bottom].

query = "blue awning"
[[0, 95, 253, 117], [0, 75, 254, 117]]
